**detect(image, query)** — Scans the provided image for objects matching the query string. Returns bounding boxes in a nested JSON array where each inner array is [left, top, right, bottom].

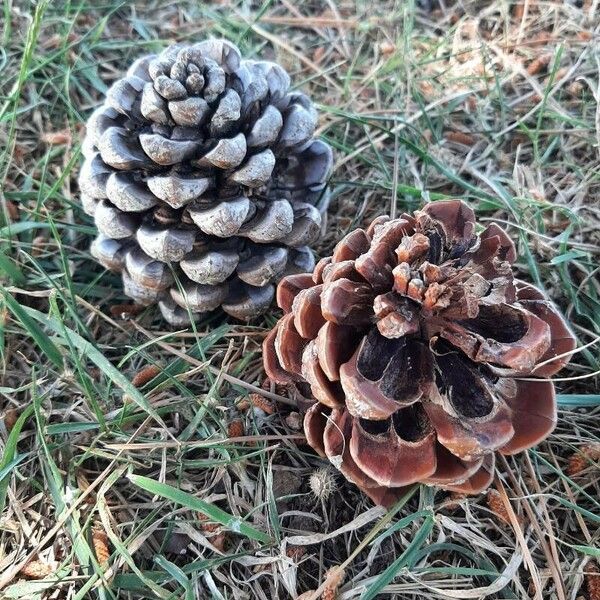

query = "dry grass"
[[0, 1, 599, 598]]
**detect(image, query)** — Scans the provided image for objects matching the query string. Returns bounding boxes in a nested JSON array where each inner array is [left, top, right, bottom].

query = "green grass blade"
[[22, 303, 164, 425], [0, 404, 34, 514], [572, 545, 600, 558], [361, 514, 435, 600], [154, 556, 194, 600], [127, 474, 271, 544], [1, 291, 64, 368], [557, 394, 600, 407], [0, 250, 25, 285]]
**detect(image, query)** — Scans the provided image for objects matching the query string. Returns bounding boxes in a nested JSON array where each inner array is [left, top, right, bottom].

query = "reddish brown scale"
[[374, 293, 420, 339], [302, 341, 345, 408], [332, 229, 370, 262], [277, 274, 314, 313], [293, 285, 325, 339], [396, 232, 430, 263], [321, 279, 375, 326], [321, 260, 363, 283], [274, 314, 306, 378], [313, 256, 332, 284]]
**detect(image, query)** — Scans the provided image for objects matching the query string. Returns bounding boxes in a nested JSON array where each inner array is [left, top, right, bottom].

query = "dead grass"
[[0, 1, 599, 598]]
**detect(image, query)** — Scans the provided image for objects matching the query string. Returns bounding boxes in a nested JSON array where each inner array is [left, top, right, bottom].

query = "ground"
[[0, 1, 599, 599]]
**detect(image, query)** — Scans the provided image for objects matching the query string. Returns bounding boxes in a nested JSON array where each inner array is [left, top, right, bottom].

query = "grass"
[[0, 0, 599, 598]]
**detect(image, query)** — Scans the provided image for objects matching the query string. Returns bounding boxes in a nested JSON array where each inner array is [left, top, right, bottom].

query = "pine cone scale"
[[180, 248, 238, 285], [265, 200, 576, 506], [315, 322, 358, 381], [302, 340, 345, 408], [151, 176, 212, 208], [423, 401, 514, 461], [349, 408, 437, 487], [500, 379, 556, 454], [106, 172, 158, 212]]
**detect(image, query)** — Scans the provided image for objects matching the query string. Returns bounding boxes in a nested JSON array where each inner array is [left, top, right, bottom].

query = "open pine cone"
[[79, 40, 332, 324], [264, 201, 575, 507]]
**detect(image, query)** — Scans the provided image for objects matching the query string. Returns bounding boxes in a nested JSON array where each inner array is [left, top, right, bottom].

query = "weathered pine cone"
[[79, 40, 332, 325], [264, 201, 575, 507]]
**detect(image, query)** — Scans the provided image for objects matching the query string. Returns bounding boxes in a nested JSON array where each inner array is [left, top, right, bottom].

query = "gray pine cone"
[[79, 39, 333, 324]]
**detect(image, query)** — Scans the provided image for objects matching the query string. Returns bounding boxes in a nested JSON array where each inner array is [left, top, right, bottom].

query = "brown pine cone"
[[264, 200, 575, 507], [79, 40, 332, 325]]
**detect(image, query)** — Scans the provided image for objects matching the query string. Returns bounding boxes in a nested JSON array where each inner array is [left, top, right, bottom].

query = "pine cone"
[[264, 200, 575, 507], [79, 40, 332, 324]]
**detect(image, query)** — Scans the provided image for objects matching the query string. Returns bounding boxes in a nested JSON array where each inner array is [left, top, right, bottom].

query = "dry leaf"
[[249, 393, 275, 415], [587, 560, 600, 600], [285, 411, 303, 430], [31, 235, 47, 257], [5, 201, 19, 222], [527, 54, 552, 76], [513, 3, 524, 19], [198, 513, 227, 551], [3, 408, 18, 432], [379, 41, 396, 56], [312, 46, 326, 63], [445, 130, 476, 145], [286, 545, 306, 561]]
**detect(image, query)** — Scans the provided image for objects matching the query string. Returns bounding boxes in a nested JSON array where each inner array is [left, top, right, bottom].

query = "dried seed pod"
[[132, 364, 161, 387], [567, 443, 600, 477], [79, 40, 332, 325], [486, 489, 525, 528], [587, 560, 600, 600], [264, 200, 576, 506], [92, 523, 110, 567], [322, 566, 345, 600], [227, 419, 245, 438], [309, 467, 338, 501], [19, 560, 54, 580], [249, 392, 276, 415]]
